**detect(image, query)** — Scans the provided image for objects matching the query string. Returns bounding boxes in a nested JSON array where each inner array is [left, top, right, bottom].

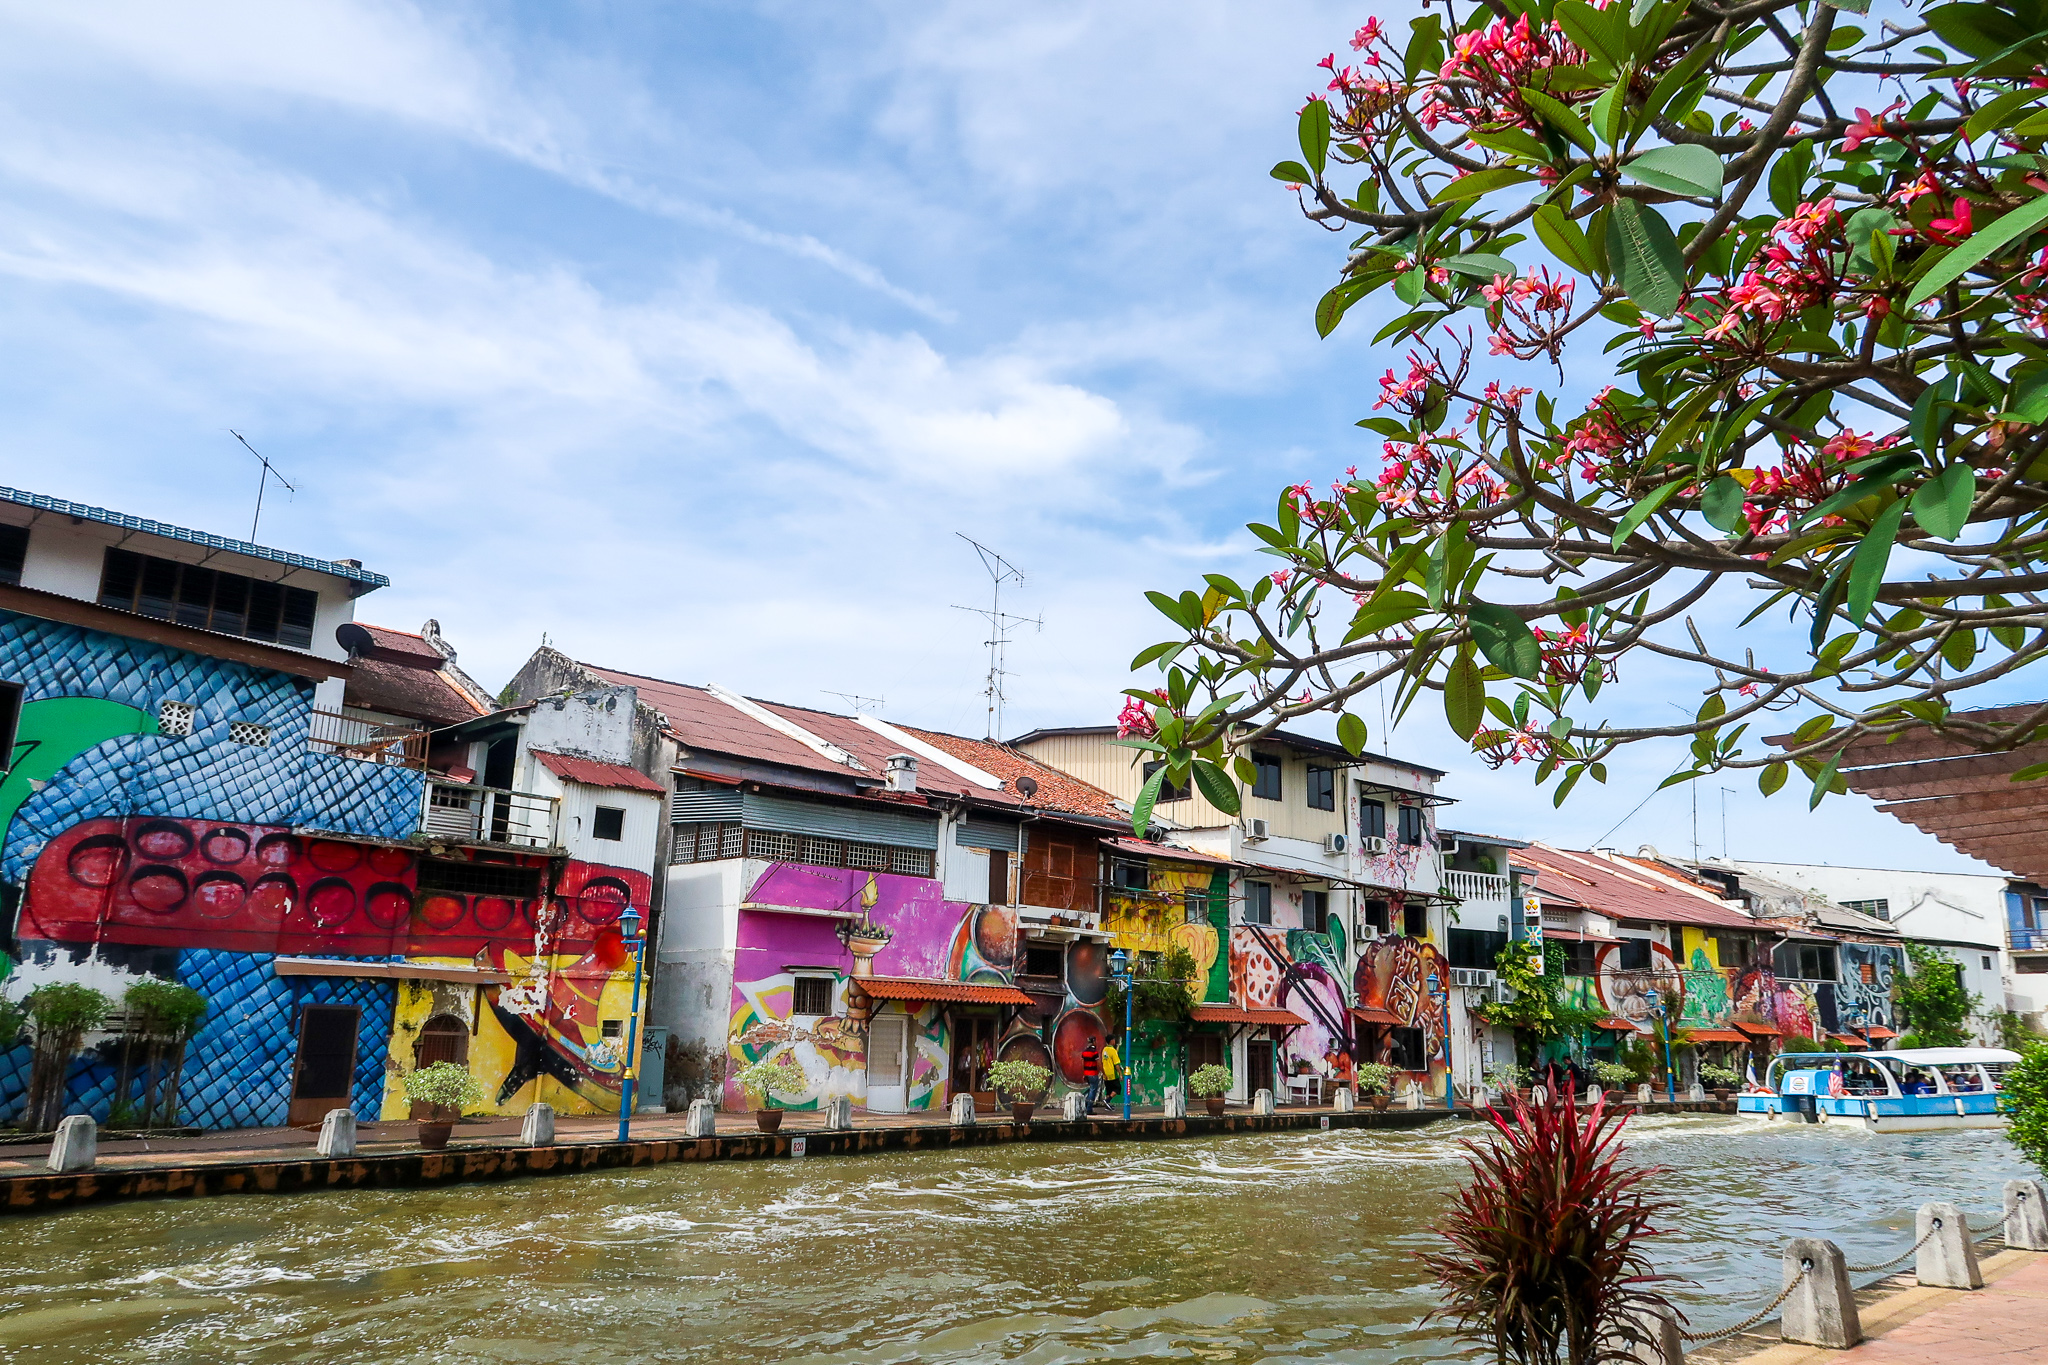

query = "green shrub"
[[1593, 1062, 1634, 1088], [2003, 1044, 2048, 1174], [1896, 943, 1979, 1048], [25, 983, 110, 1036], [732, 1053, 807, 1100], [1699, 1064, 1741, 1089], [123, 979, 206, 1040], [985, 1059, 1051, 1098], [402, 1061, 483, 1111], [0, 996, 23, 1049], [1355, 1061, 1397, 1096], [1187, 1063, 1234, 1097]]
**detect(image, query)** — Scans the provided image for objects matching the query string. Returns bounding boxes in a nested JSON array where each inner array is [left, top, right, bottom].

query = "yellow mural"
[[1102, 861, 1217, 1000]]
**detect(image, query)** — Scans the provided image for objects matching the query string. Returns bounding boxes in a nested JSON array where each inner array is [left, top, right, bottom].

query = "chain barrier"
[[1844, 1220, 1943, 1273], [1677, 1263, 1810, 1345], [1967, 1209, 2012, 1245]]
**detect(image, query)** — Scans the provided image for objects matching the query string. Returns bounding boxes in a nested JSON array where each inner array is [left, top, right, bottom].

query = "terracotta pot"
[[417, 1122, 454, 1150], [756, 1108, 784, 1134], [1713, 1088, 1731, 1101], [413, 1101, 459, 1150], [1011, 1101, 1036, 1125], [1370, 1094, 1391, 1112], [1204, 1095, 1225, 1116]]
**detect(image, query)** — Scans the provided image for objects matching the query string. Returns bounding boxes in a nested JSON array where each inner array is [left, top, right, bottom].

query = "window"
[[1617, 938, 1652, 971], [0, 523, 25, 586], [1448, 927, 1507, 969], [1710, 934, 1755, 969], [1303, 890, 1329, 935], [592, 806, 625, 841], [0, 681, 19, 771], [671, 821, 744, 863], [989, 849, 1010, 905], [1397, 805, 1424, 846], [1842, 898, 1891, 921], [1561, 941, 1600, 976], [157, 699, 195, 737], [418, 858, 544, 899], [673, 827, 934, 878], [1140, 760, 1190, 802], [98, 547, 319, 649], [1360, 799, 1386, 842], [601, 1019, 623, 1039], [1403, 901, 1429, 938], [1984, 955, 1994, 970], [228, 721, 271, 747], [1773, 942, 1838, 982], [1113, 860, 1149, 891], [1306, 765, 1335, 811], [791, 976, 833, 1017], [1362, 899, 1391, 933], [1243, 881, 1273, 925], [1389, 1027, 1427, 1071], [1022, 941, 1064, 977], [1183, 887, 1209, 924], [1251, 753, 1282, 802]]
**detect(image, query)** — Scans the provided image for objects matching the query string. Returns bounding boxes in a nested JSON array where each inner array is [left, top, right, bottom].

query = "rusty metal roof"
[[1521, 845, 1758, 929], [1100, 837, 1236, 868], [1195, 1005, 1309, 1026], [852, 976, 1033, 1005], [531, 750, 666, 794]]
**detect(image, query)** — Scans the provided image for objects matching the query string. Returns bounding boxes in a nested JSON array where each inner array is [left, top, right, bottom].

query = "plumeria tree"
[[1122, 0, 2048, 827]]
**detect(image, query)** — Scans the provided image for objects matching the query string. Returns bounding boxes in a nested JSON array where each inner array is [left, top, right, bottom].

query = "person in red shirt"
[[1081, 1039, 1103, 1114]]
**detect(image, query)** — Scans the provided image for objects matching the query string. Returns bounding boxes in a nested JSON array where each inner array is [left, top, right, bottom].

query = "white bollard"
[[46, 1115, 95, 1173], [824, 1095, 853, 1130], [2006, 1180, 2048, 1251], [1636, 1082, 1654, 1104], [317, 1108, 357, 1157], [1584, 1086, 1601, 1105], [1470, 1084, 1491, 1110], [1531, 1084, 1549, 1107], [1331, 1086, 1354, 1113], [950, 1093, 978, 1126], [1687, 1082, 1705, 1102], [520, 1102, 556, 1146], [1162, 1084, 1187, 1119], [1061, 1090, 1085, 1121], [1915, 1202, 1984, 1289], [1252, 1088, 1276, 1116], [684, 1098, 717, 1138], [1780, 1239, 1861, 1348], [1621, 1304, 1685, 1365]]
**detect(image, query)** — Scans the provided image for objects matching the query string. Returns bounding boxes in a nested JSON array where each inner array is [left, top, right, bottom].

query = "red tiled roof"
[[342, 622, 486, 726], [579, 665, 852, 779], [1544, 928, 1622, 943], [1193, 1005, 1309, 1026], [1828, 1033, 1870, 1049], [1862, 1025, 1899, 1039], [852, 977, 1033, 1005], [1684, 1028, 1750, 1044], [1594, 1017, 1641, 1033], [899, 725, 1127, 821], [1732, 1021, 1782, 1037], [1520, 846, 1758, 929], [531, 750, 665, 794], [1100, 837, 1235, 868], [1350, 1005, 1404, 1027]]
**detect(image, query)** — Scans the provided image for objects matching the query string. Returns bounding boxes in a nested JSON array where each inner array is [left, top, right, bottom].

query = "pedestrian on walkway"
[[1082, 1038, 1103, 1113], [1101, 1035, 1123, 1110]]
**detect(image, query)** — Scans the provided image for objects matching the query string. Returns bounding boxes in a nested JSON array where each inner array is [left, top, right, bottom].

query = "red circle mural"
[[472, 896, 516, 931], [129, 866, 189, 914], [575, 877, 630, 926], [306, 876, 357, 927], [249, 872, 295, 925], [1066, 941, 1109, 1005], [132, 820, 194, 861], [418, 894, 467, 931], [66, 835, 127, 889], [192, 871, 247, 919], [366, 845, 414, 877], [199, 828, 250, 865], [307, 841, 362, 873], [997, 1031, 1055, 1087], [973, 905, 1017, 968], [1051, 1008, 1107, 1082], [255, 833, 302, 868], [363, 881, 413, 928]]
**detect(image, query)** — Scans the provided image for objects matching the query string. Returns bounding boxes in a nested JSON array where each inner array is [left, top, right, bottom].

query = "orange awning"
[[1349, 1005, 1404, 1027], [1862, 1025, 1899, 1039], [1684, 1029, 1749, 1044], [1828, 1033, 1870, 1050], [1193, 1005, 1309, 1027], [1594, 1017, 1641, 1033], [853, 977, 1032, 1005], [1732, 1021, 1782, 1037]]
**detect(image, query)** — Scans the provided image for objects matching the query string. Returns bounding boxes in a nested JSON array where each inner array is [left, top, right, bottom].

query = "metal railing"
[[1442, 869, 1509, 906], [2011, 926, 2048, 951], [308, 708, 428, 769], [421, 778, 559, 850]]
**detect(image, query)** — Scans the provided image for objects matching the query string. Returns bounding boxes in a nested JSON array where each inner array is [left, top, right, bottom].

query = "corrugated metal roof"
[[0, 486, 388, 587], [1192, 1005, 1309, 1026], [1101, 837, 1236, 868], [853, 977, 1034, 1005], [531, 750, 666, 794], [1520, 845, 1759, 929]]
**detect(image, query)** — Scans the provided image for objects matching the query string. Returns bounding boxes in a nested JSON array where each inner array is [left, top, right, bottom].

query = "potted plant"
[[402, 1061, 483, 1150], [986, 1058, 1051, 1124], [734, 1053, 808, 1132], [1356, 1062, 1397, 1112], [1482, 1063, 1529, 1106], [1187, 1063, 1234, 1115], [1699, 1063, 1741, 1101], [1592, 1061, 1635, 1095]]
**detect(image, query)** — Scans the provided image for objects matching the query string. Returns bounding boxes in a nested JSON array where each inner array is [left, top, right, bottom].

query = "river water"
[[0, 1115, 2035, 1364]]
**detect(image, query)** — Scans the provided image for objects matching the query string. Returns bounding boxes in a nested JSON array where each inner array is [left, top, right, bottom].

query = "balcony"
[[309, 708, 428, 769], [422, 778, 559, 851], [1443, 869, 1510, 908], [2013, 927, 2048, 953]]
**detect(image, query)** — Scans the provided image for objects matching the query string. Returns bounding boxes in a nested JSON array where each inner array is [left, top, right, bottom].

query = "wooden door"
[[1187, 1033, 1224, 1077], [867, 1013, 908, 1114], [415, 1014, 470, 1068], [288, 1004, 361, 1127], [951, 1014, 998, 1111], [1246, 1038, 1275, 1100]]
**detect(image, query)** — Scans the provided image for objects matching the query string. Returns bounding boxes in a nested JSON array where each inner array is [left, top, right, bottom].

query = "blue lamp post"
[[1108, 948, 1133, 1121], [617, 905, 648, 1144], [1644, 986, 1676, 1103], [1425, 969, 1454, 1110]]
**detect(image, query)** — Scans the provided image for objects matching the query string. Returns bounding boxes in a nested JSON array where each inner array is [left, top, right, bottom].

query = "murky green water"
[[0, 1116, 2035, 1363]]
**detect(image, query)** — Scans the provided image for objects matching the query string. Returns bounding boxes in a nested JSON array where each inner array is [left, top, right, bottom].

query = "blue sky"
[[0, 1, 1996, 874]]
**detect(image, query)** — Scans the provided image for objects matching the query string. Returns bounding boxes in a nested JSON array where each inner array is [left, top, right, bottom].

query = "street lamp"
[[1108, 948, 1133, 1121], [1643, 986, 1676, 1103], [617, 905, 648, 1144], [1425, 969, 1454, 1110]]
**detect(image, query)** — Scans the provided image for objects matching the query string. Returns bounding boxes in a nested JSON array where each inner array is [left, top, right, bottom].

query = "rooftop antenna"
[[1720, 786, 1736, 860], [231, 431, 295, 543], [952, 533, 1041, 741], [824, 690, 886, 715]]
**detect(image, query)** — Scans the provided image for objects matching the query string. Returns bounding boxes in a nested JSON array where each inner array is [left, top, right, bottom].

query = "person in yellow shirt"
[[1100, 1036, 1124, 1109]]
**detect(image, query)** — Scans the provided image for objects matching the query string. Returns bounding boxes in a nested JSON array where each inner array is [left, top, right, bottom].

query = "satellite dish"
[[1016, 775, 1039, 799]]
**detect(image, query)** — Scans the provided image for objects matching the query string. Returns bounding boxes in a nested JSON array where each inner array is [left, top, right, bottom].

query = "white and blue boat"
[[1735, 1047, 2023, 1132]]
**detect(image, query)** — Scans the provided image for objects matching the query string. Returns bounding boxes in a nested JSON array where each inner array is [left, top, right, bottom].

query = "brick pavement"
[[1721, 1248, 2048, 1365]]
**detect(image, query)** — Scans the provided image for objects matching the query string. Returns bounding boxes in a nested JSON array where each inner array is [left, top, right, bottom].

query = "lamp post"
[[1644, 986, 1675, 1103], [1109, 948, 1133, 1121], [617, 905, 648, 1144], [1425, 969, 1454, 1110]]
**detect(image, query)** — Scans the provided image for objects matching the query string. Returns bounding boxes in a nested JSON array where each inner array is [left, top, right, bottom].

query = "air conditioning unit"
[[1450, 968, 1496, 990], [1358, 923, 1382, 941], [1247, 818, 1271, 840], [1323, 832, 1347, 855], [1491, 978, 1516, 1005], [1360, 835, 1390, 855]]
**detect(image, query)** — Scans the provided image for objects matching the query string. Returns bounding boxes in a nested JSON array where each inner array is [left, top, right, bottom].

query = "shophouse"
[[2001, 879, 2048, 1030], [1012, 725, 1461, 1105]]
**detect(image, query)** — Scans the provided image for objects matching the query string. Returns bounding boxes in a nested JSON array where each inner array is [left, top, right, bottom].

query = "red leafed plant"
[[1423, 1094, 1683, 1365]]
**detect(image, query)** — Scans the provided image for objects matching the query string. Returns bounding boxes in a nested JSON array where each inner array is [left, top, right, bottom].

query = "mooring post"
[[45, 1116, 95, 1174], [1252, 1088, 1276, 1116], [684, 1098, 717, 1138], [2006, 1180, 2048, 1251], [1781, 1239, 1861, 1348], [1163, 1084, 1187, 1119], [1584, 1085, 1601, 1105], [1331, 1086, 1353, 1113], [1062, 1090, 1086, 1121], [1915, 1202, 1984, 1289], [1620, 1304, 1684, 1365], [317, 1108, 357, 1157], [824, 1095, 853, 1130], [520, 1103, 555, 1146]]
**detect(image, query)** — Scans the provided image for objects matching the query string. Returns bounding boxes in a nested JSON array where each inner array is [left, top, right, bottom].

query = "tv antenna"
[[952, 533, 1041, 740], [232, 431, 296, 542], [824, 690, 886, 715]]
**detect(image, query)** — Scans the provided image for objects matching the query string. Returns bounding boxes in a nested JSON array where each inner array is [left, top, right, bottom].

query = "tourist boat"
[[1735, 1047, 2023, 1132]]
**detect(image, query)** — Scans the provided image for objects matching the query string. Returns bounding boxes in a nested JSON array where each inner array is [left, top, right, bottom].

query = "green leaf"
[[1131, 764, 1166, 835], [1533, 204, 1598, 274], [2011, 367, 2048, 422], [1444, 652, 1485, 740], [1808, 753, 1843, 810], [1270, 160, 1314, 184], [1610, 480, 1684, 548], [1942, 628, 1978, 672], [1625, 144, 1724, 198], [1129, 641, 1182, 670], [1966, 87, 2048, 138], [1518, 87, 1598, 153], [1337, 712, 1369, 755], [1190, 759, 1240, 815], [1554, 0, 1631, 70], [1298, 100, 1332, 177], [1760, 761, 1788, 795], [1911, 464, 1976, 540], [1443, 252, 1518, 279], [1432, 166, 1538, 204], [1701, 474, 1747, 532], [1908, 193, 2048, 307], [1847, 498, 1907, 625], [1145, 590, 1195, 629], [1605, 200, 1685, 316], [1467, 602, 1543, 679]]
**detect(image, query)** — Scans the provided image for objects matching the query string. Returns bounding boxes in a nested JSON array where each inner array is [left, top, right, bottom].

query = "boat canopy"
[[1779, 1047, 2023, 1066]]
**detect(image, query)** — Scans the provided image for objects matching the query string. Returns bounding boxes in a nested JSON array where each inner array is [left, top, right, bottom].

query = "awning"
[[532, 750, 666, 794], [274, 958, 514, 985], [1193, 1005, 1309, 1027], [1828, 1033, 1870, 1049], [853, 977, 1033, 1006], [1545, 928, 1623, 943], [1350, 1005, 1404, 1027], [1100, 837, 1237, 868], [1862, 1025, 1900, 1040], [1732, 1021, 1782, 1038], [1684, 1029, 1750, 1044], [1594, 1016, 1642, 1032]]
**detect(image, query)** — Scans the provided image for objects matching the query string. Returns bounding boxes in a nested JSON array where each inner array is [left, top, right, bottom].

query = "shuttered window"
[[956, 817, 1021, 851]]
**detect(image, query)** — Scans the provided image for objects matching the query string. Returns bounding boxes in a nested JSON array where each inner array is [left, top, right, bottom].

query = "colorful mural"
[[1353, 935, 1452, 1090], [1098, 861, 1224, 1103]]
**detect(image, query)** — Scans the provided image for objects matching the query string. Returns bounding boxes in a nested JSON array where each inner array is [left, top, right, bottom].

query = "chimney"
[[884, 753, 919, 794]]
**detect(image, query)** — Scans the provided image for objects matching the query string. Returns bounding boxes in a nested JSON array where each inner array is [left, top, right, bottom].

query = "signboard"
[[790, 1136, 808, 1157], [1522, 891, 1545, 971]]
